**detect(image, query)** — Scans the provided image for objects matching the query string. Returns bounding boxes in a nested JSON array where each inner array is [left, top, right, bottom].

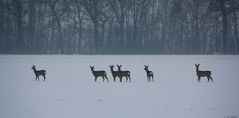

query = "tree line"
[[0, 0, 239, 54]]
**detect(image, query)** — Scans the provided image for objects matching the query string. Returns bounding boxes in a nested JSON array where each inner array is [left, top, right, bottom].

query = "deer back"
[[197, 70, 211, 77], [34, 69, 46, 76]]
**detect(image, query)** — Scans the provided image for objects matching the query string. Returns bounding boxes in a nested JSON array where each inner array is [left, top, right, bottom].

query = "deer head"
[[195, 64, 200, 71], [90, 66, 95, 71], [144, 65, 149, 71], [31, 65, 36, 70], [117, 65, 122, 71]]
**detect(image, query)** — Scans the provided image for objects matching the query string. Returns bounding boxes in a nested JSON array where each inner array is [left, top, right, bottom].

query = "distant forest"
[[0, 0, 239, 54]]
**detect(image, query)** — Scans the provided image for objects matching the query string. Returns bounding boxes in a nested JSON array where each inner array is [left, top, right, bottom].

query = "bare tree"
[[13, 0, 24, 53]]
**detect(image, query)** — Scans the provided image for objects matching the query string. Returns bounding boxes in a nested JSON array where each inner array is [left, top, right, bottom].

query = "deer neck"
[[196, 67, 199, 72], [110, 68, 114, 72], [196, 68, 201, 75], [33, 69, 38, 75], [91, 69, 94, 73]]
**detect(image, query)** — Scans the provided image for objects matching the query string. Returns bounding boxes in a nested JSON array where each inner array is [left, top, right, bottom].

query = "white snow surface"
[[0, 55, 239, 118]]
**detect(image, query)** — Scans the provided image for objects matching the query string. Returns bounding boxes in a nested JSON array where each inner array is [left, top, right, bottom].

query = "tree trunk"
[[93, 19, 99, 53], [13, 0, 24, 53], [220, 1, 228, 54], [76, 1, 82, 54], [193, 0, 200, 54], [56, 17, 63, 54], [119, 0, 125, 51], [28, 0, 36, 54], [77, 27, 82, 53], [0, 0, 3, 53], [233, 10, 238, 54]]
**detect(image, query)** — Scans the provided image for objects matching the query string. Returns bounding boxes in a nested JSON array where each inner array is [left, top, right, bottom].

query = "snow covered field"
[[0, 55, 239, 118]]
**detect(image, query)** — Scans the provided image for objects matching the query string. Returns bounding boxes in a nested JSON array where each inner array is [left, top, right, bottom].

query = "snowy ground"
[[0, 55, 239, 118]]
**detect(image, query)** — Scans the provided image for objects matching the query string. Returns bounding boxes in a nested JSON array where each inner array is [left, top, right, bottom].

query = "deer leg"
[[207, 76, 210, 82], [126, 76, 130, 82], [102, 76, 105, 82], [198, 76, 200, 82], [152, 76, 154, 82], [125, 76, 128, 82], [128, 76, 131, 83], [210, 76, 213, 82], [148, 77, 151, 82], [35, 76, 38, 81], [105, 75, 109, 82], [43, 75, 46, 81], [113, 77, 116, 82], [94, 77, 97, 82]]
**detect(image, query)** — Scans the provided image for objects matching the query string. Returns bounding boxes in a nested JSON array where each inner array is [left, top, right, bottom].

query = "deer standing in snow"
[[195, 64, 213, 82], [31, 65, 47, 81], [144, 65, 154, 82], [109, 65, 121, 82], [117, 65, 131, 82], [90, 66, 109, 82]]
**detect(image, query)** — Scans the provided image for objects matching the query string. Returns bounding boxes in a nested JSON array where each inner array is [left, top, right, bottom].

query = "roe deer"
[[144, 65, 154, 82], [117, 65, 131, 82], [195, 64, 213, 82], [31, 65, 47, 81], [109, 65, 121, 82], [90, 66, 109, 82]]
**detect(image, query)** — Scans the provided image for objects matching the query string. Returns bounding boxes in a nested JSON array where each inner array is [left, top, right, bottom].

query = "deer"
[[90, 66, 109, 82], [31, 65, 47, 81], [117, 65, 131, 82], [195, 64, 213, 82], [109, 65, 122, 82], [144, 65, 154, 82]]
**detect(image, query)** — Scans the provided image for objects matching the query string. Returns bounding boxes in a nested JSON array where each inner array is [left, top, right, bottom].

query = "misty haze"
[[0, 0, 239, 54]]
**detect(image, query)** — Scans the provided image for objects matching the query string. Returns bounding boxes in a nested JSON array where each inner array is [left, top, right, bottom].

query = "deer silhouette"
[[195, 64, 213, 82], [117, 65, 131, 82], [90, 66, 109, 82], [31, 65, 47, 81], [109, 65, 121, 82], [144, 65, 154, 82]]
